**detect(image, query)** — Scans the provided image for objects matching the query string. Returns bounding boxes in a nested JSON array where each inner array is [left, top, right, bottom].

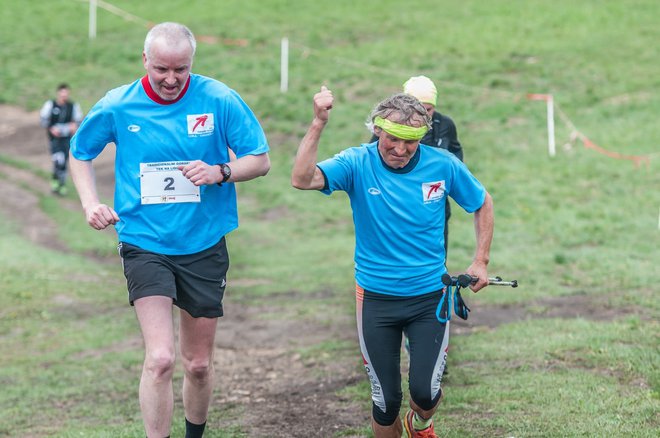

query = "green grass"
[[441, 317, 659, 437], [0, 0, 659, 436]]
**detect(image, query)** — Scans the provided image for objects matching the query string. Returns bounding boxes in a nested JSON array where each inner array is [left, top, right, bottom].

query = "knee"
[[144, 349, 176, 380], [183, 357, 213, 383], [408, 381, 442, 411]]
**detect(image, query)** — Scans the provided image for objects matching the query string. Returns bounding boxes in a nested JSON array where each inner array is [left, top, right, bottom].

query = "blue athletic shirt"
[[71, 74, 269, 255], [317, 143, 486, 296]]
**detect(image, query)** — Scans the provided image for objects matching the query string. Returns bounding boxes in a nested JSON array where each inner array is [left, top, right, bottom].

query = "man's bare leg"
[[134, 296, 176, 438], [179, 309, 218, 425]]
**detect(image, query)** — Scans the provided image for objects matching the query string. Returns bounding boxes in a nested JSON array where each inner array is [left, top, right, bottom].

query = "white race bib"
[[140, 161, 201, 205]]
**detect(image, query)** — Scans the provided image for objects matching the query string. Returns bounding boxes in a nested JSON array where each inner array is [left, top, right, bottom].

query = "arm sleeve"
[[223, 90, 269, 158], [72, 103, 84, 124], [316, 148, 355, 195], [447, 158, 485, 213], [70, 98, 115, 160], [39, 101, 52, 128]]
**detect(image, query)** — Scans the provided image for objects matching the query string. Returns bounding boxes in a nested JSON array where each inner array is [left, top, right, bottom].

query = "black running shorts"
[[118, 237, 229, 318]]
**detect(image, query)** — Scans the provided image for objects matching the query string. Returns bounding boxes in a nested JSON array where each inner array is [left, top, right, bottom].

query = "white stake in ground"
[[280, 37, 289, 93], [89, 0, 97, 39], [527, 93, 556, 157], [546, 95, 556, 157]]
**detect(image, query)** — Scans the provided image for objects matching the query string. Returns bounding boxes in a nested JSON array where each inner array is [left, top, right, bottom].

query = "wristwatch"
[[216, 163, 231, 185]]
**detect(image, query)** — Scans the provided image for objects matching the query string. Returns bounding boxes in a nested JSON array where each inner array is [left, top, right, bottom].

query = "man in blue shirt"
[[291, 87, 494, 438], [70, 22, 270, 438]]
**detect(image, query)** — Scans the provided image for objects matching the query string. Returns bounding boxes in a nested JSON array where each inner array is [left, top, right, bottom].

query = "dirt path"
[[0, 104, 636, 437]]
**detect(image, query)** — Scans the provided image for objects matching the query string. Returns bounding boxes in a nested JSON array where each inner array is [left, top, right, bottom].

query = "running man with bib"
[[291, 87, 494, 437], [69, 22, 270, 438]]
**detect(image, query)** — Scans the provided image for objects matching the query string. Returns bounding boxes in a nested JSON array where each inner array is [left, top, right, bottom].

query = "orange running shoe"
[[404, 409, 438, 438]]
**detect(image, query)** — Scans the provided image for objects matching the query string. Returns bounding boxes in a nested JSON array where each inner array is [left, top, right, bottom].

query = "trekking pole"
[[486, 276, 518, 288], [442, 273, 518, 288]]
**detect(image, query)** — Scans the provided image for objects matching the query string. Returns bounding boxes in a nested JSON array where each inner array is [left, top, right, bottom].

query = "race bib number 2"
[[140, 161, 200, 205]]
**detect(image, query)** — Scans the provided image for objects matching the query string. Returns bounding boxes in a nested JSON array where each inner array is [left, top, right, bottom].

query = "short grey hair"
[[366, 93, 431, 134], [144, 22, 197, 59]]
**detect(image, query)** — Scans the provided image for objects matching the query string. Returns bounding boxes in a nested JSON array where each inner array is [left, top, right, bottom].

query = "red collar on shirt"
[[141, 75, 191, 105]]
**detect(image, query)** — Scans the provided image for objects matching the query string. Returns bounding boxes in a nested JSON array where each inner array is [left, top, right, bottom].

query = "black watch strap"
[[216, 163, 231, 186]]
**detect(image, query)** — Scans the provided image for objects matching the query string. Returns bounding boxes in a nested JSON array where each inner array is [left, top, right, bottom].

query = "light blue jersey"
[[71, 74, 269, 255], [317, 143, 486, 296]]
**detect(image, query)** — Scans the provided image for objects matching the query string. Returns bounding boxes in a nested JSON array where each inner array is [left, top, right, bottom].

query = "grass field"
[[0, 0, 658, 436]]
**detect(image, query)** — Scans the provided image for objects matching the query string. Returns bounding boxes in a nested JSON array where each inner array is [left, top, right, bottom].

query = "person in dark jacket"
[[39, 83, 83, 195]]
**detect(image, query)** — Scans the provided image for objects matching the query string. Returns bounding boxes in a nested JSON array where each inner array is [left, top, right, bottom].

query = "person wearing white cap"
[[401, 76, 463, 161]]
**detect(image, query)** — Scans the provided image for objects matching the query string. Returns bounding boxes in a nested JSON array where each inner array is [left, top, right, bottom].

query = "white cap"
[[403, 75, 437, 106]]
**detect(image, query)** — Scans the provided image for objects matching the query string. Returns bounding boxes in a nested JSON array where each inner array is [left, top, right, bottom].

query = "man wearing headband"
[[292, 87, 494, 438], [371, 75, 464, 256]]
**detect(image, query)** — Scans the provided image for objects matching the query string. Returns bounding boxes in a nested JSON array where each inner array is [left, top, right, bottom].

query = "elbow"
[[260, 162, 271, 177], [257, 155, 271, 177], [291, 176, 304, 190], [291, 172, 313, 190], [476, 192, 494, 221]]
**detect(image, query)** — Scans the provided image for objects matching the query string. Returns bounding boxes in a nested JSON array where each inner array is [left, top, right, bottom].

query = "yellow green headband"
[[373, 116, 428, 141]]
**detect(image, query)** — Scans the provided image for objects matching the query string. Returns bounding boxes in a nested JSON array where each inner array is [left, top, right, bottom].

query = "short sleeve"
[[39, 100, 52, 128], [72, 103, 84, 123], [70, 98, 115, 160], [316, 148, 356, 195], [222, 90, 269, 158], [448, 159, 486, 213]]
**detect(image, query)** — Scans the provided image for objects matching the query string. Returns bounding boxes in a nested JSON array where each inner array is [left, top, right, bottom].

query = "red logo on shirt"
[[187, 113, 214, 137], [192, 115, 208, 132], [421, 180, 445, 203], [426, 182, 444, 200]]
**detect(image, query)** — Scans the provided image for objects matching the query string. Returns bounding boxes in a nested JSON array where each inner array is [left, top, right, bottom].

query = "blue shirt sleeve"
[[222, 90, 269, 158], [316, 148, 357, 195], [70, 97, 115, 160], [447, 157, 486, 213]]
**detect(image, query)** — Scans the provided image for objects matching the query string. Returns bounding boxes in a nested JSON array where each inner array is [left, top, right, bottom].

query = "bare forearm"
[[69, 155, 100, 209], [291, 118, 326, 190], [224, 153, 270, 183], [473, 192, 494, 266], [465, 192, 494, 292], [69, 153, 119, 229]]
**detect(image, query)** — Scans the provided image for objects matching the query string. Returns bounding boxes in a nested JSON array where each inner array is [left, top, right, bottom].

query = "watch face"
[[221, 164, 231, 181]]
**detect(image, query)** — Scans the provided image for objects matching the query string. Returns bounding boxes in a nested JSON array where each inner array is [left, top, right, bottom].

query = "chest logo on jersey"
[[422, 180, 445, 203], [187, 113, 214, 137]]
